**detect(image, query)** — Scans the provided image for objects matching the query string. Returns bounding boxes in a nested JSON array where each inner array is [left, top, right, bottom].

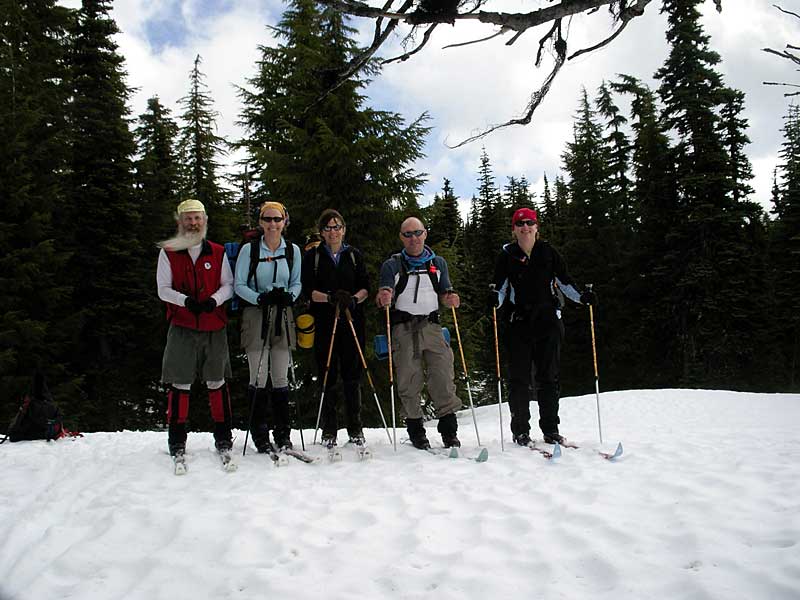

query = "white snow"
[[2, 389, 799, 600]]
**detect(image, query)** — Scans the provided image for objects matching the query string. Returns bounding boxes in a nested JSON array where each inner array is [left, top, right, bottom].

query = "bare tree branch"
[[384, 23, 439, 63], [442, 28, 508, 50], [763, 47, 800, 67], [447, 52, 566, 148], [773, 4, 800, 20]]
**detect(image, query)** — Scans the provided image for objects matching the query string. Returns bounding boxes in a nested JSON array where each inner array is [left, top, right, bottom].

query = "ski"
[[425, 446, 459, 458], [218, 449, 238, 472], [323, 442, 343, 462], [352, 443, 372, 461], [599, 442, 623, 461], [173, 453, 187, 475], [525, 441, 561, 459], [281, 447, 322, 464], [458, 447, 489, 463], [261, 445, 290, 467]]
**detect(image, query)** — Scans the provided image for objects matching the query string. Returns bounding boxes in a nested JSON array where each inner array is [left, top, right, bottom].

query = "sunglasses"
[[322, 224, 344, 232], [401, 229, 425, 238], [260, 215, 284, 223], [514, 219, 537, 227]]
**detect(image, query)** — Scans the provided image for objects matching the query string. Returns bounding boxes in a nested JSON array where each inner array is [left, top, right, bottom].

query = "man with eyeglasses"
[[376, 217, 462, 450], [489, 207, 596, 448], [156, 199, 235, 469]]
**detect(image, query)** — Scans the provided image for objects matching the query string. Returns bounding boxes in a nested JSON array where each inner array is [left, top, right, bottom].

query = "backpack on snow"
[[2, 372, 64, 443], [224, 227, 295, 313]]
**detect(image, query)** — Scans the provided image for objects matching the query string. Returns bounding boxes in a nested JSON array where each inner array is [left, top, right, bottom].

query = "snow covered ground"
[[2, 389, 799, 600]]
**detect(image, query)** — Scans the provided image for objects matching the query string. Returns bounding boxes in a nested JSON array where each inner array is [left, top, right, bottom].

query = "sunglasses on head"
[[514, 219, 537, 227], [260, 215, 284, 223], [322, 224, 343, 232], [401, 229, 425, 238]]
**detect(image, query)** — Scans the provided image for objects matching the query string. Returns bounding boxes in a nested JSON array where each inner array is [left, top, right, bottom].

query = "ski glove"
[[257, 289, 280, 307], [580, 289, 597, 306], [277, 290, 294, 308], [487, 288, 501, 310], [200, 298, 217, 313], [184, 297, 203, 315], [333, 289, 355, 311]]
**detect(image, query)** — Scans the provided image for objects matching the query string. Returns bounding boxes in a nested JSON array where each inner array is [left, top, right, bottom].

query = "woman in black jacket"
[[490, 207, 595, 447], [301, 209, 370, 449]]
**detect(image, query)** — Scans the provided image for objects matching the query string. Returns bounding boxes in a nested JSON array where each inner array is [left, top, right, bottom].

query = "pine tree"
[[654, 0, 761, 386], [595, 82, 632, 225], [236, 0, 429, 257], [427, 178, 462, 248], [0, 0, 75, 412], [176, 55, 234, 241], [134, 96, 180, 250], [771, 104, 800, 389], [65, 0, 152, 429]]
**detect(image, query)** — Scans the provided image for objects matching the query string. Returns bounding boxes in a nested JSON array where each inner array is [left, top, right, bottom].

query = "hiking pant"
[[241, 306, 293, 388], [161, 324, 231, 385], [506, 309, 564, 437], [392, 319, 461, 421], [315, 315, 364, 438], [166, 383, 232, 453]]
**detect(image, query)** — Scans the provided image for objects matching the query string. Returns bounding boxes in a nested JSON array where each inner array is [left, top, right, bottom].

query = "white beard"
[[157, 223, 208, 252]]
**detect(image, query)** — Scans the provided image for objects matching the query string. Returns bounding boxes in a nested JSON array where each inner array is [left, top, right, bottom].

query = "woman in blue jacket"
[[235, 201, 302, 452]]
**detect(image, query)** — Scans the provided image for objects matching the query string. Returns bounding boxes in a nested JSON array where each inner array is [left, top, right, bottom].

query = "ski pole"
[[243, 306, 272, 456], [450, 305, 481, 446], [344, 307, 392, 444], [587, 284, 603, 444], [313, 304, 340, 445], [492, 302, 505, 452], [386, 305, 397, 451], [284, 309, 304, 451]]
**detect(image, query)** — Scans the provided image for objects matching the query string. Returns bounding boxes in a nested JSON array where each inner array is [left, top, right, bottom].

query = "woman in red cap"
[[489, 207, 595, 447]]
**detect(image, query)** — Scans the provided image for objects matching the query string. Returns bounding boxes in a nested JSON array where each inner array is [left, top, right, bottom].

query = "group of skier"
[[156, 199, 596, 466]]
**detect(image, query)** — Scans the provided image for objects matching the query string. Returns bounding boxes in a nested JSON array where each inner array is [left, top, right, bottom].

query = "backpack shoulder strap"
[[393, 253, 409, 296], [426, 259, 441, 294], [248, 237, 260, 290]]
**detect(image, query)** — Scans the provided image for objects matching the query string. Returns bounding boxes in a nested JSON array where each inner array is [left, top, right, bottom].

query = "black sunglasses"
[[322, 224, 344, 232], [401, 229, 425, 238], [514, 219, 537, 227], [260, 215, 284, 223]]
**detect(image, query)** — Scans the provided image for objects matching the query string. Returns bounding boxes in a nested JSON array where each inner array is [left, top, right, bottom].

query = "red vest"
[[165, 240, 228, 331]]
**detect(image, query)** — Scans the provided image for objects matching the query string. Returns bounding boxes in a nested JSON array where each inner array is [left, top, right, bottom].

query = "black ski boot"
[[513, 432, 532, 446], [406, 418, 431, 450], [543, 432, 565, 445], [437, 413, 460, 448]]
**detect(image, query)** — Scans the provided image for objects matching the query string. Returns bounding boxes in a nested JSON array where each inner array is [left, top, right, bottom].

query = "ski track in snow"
[[2, 390, 800, 600]]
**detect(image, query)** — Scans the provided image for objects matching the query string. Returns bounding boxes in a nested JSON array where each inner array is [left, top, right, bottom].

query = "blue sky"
[[100, 0, 794, 215]]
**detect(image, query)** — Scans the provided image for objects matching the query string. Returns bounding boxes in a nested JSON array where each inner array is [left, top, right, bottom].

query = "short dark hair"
[[317, 209, 345, 232]]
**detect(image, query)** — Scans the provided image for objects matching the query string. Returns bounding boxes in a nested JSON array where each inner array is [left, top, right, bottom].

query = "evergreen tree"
[[176, 55, 234, 241], [595, 82, 632, 225], [0, 0, 75, 412], [654, 0, 762, 386], [65, 0, 151, 429], [134, 96, 180, 249], [427, 178, 462, 248], [771, 104, 800, 389], [236, 0, 429, 257]]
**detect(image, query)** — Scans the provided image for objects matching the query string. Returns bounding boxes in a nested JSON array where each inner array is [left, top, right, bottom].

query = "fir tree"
[[134, 96, 180, 250], [236, 0, 429, 258], [0, 0, 75, 411], [65, 0, 152, 429], [176, 55, 233, 241]]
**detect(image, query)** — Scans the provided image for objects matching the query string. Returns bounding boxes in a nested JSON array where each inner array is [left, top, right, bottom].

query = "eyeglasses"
[[322, 224, 343, 232], [260, 216, 284, 223], [401, 229, 425, 238], [514, 219, 537, 227]]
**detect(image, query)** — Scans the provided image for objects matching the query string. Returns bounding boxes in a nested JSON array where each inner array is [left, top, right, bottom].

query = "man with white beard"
[[156, 199, 235, 471]]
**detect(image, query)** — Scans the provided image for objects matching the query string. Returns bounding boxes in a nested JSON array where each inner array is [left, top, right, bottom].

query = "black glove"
[[278, 291, 293, 308], [257, 290, 279, 307], [200, 298, 217, 313], [487, 288, 500, 310], [580, 289, 597, 306], [184, 297, 203, 315], [333, 289, 355, 311]]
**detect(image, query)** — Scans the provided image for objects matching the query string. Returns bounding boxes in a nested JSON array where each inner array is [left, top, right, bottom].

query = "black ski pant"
[[315, 316, 364, 438], [506, 310, 564, 437]]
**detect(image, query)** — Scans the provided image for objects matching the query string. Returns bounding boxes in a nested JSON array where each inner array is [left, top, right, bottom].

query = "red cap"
[[512, 208, 538, 225]]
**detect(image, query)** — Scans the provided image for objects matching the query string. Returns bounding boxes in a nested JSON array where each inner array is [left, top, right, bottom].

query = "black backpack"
[[2, 373, 64, 443]]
